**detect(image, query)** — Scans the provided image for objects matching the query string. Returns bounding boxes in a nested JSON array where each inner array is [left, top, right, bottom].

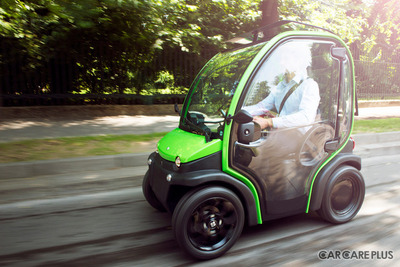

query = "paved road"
[[1, 106, 400, 143], [0, 115, 180, 143], [0, 104, 399, 266], [0, 154, 399, 266]]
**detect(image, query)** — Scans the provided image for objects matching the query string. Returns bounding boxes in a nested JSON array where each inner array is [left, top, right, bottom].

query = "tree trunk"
[[261, 0, 279, 26]]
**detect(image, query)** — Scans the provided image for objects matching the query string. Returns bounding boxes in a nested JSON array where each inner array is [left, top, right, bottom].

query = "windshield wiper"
[[183, 117, 211, 142]]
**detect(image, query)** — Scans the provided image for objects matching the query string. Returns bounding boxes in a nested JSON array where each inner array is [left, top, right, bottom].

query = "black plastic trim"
[[151, 150, 222, 174], [308, 153, 361, 211], [340, 139, 355, 154], [264, 195, 308, 220], [146, 152, 259, 226]]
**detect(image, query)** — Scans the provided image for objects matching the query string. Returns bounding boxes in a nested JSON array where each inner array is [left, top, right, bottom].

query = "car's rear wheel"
[[172, 186, 244, 260], [318, 165, 365, 224]]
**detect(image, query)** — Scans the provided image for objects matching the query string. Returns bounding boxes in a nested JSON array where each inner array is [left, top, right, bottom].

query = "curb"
[[358, 100, 400, 108], [353, 132, 400, 159], [1, 132, 400, 180], [352, 131, 400, 145], [0, 153, 149, 179], [355, 141, 400, 159]]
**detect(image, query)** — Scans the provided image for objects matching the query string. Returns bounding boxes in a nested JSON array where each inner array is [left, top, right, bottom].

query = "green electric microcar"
[[142, 21, 365, 260]]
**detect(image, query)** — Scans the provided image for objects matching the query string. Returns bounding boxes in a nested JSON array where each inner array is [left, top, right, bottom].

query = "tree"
[[362, 0, 400, 59], [356, 0, 400, 98], [278, 0, 368, 44], [261, 0, 279, 26], [0, 0, 166, 95], [0, 0, 265, 96], [1, 0, 397, 101]]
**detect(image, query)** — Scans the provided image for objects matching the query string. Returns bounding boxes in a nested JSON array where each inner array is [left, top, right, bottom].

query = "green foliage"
[[346, 1, 400, 99], [0, 0, 399, 100], [152, 0, 262, 53], [155, 71, 175, 90], [276, 1, 399, 63], [140, 70, 189, 95], [278, 0, 368, 44], [362, 0, 400, 58], [0, 0, 263, 97]]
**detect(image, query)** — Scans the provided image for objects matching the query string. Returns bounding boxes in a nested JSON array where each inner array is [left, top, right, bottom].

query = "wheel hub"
[[203, 214, 223, 235], [331, 179, 354, 212]]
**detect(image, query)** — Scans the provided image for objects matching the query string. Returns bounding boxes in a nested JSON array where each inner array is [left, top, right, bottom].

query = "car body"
[[143, 21, 365, 260]]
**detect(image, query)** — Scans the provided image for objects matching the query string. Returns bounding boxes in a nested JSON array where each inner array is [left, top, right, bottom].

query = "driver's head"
[[279, 42, 312, 82]]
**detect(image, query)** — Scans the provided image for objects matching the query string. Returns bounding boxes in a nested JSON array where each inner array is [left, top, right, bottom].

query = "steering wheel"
[[296, 123, 334, 167]]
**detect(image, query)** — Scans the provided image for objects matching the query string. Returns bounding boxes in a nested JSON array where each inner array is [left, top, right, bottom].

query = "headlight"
[[175, 156, 181, 168]]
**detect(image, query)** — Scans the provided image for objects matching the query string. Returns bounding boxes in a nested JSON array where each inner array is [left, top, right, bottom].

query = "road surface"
[[0, 155, 399, 266]]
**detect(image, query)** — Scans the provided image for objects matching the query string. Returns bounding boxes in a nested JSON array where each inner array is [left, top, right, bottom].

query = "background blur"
[[1, 0, 399, 107]]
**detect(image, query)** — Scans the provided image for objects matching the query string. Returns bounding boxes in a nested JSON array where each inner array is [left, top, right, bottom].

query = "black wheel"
[[142, 171, 166, 212], [318, 165, 365, 224], [172, 187, 244, 260]]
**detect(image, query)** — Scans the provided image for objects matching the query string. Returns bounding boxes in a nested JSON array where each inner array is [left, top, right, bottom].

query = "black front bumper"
[[146, 151, 222, 212]]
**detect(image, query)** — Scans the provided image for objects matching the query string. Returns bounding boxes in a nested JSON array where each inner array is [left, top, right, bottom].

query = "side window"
[[310, 44, 340, 125], [231, 39, 345, 203], [338, 57, 353, 140], [242, 40, 340, 129]]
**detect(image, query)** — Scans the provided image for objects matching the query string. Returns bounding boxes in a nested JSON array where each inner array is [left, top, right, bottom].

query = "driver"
[[241, 43, 321, 200], [244, 44, 320, 132], [244, 46, 320, 131]]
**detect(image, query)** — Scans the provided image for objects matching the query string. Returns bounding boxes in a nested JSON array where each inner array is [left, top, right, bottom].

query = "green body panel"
[[157, 128, 222, 163]]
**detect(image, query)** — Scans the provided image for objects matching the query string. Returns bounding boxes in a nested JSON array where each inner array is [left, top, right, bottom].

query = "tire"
[[172, 187, 244, 260], [318, 165, 365, 224], [142, 171, 166, 212]]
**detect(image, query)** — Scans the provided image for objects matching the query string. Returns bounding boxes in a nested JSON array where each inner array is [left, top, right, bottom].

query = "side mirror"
[[238, 122, 259, 144], [234, 110, 261, 144], [174, 103, 181, 115], [227, 109, 253, 125]]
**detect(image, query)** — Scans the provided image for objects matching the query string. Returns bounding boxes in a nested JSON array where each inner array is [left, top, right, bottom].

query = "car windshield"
[[180, 43, 264, 141]]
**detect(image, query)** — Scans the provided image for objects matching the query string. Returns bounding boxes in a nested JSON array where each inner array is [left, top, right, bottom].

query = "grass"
[[352, 118, 400, 134], [0, 132, 167, 163], [0, 118, 399, 163]]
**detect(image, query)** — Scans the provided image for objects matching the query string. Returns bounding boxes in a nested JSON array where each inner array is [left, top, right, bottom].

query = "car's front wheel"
[[172, 186, 244, 260]]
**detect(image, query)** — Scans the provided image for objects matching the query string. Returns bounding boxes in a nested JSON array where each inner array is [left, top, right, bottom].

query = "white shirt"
[[245, 75, 320, 129]]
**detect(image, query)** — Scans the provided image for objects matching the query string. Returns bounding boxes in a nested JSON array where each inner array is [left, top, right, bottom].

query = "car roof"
[[227, 20, 335, 46]]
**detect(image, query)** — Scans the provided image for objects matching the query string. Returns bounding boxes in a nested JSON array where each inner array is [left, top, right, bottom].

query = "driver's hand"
[[253, 116, 273, 129], [263, 110, 275, 118]]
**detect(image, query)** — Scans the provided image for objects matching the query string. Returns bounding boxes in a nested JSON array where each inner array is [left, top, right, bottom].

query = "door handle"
[[235, 137, 267, 157]]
